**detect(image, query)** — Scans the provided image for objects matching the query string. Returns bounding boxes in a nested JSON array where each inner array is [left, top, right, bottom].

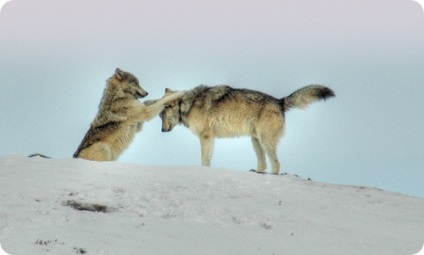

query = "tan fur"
[[160, 85, 335, 174], [73, 68, 184, 161]]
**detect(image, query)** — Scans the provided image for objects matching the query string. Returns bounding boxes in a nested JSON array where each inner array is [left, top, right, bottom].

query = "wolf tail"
[[281, 85, 335, 111]]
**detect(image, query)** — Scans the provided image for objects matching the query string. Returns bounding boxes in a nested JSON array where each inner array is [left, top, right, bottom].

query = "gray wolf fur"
[[159, 84, 335, 174], [73, 68, 183, 161]]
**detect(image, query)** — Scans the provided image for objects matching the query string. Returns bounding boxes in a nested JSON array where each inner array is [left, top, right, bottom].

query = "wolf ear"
[[114, 68, 125, 81], [165, 88, 174, 94]]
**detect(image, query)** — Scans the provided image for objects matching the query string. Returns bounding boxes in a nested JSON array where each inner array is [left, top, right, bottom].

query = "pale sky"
[[0, 0, 423, 197]]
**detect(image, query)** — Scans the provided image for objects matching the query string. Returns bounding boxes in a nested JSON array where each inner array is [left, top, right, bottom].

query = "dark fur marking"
[[279, 98, 286, 114], [73, 122, 121, 158], [176, 85, 285, 122], [319, 87, 336, 100]]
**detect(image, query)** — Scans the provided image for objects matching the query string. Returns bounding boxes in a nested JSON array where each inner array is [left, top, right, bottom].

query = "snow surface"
[[0, 156, 423, 255]]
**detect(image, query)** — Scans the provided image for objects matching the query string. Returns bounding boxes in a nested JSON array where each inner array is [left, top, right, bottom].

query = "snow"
[[0, 156, 423, 255]]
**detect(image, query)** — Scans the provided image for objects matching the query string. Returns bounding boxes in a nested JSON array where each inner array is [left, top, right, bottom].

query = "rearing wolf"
[[73, 68, 183, 161], [159, 85, 335, 174]]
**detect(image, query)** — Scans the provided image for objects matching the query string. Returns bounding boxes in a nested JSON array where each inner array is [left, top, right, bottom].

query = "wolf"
[[73, 68, 184, 161], [159, 84, 335, 174]]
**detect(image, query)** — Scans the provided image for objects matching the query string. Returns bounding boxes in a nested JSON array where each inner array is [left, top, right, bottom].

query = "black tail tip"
[[320, 87, 336, 100]]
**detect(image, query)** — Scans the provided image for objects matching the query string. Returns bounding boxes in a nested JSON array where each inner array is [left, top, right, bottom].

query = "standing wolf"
[[159, 85, 335, 174], [73, 68, 183, 161]]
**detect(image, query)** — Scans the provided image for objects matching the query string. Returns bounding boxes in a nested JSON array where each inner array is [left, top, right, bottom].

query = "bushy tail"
[[282, 85, 335, 111]]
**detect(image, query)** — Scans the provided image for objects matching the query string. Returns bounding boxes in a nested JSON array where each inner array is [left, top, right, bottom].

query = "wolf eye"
[[129, 79, 138, 85]]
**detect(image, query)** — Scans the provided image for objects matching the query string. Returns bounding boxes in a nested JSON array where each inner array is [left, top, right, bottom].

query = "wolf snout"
[[161, 128, 169, 132]]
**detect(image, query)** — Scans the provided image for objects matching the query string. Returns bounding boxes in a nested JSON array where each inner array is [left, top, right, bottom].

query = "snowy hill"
[[0, 156, 423, 255]]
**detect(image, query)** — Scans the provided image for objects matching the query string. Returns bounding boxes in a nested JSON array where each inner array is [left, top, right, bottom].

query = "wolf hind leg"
[[263, 143, 280, 174], [251, 136, 266, 172], [258, 133, 281, 174], [77, 143, 113, 161], [199, 134, 214, 167], [256, 116, 284, 174]]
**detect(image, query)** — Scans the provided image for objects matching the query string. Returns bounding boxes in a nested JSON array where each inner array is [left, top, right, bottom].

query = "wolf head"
[[110, 68, 148, 99], [159, 88, 181, 132]]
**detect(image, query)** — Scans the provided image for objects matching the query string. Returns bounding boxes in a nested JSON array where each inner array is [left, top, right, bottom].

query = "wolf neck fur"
[[177, 99, 189, 127], [100, 78, 136, 110], [92, 80, 129, 127]]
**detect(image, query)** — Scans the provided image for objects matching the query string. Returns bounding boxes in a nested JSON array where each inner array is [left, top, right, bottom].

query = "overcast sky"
[[0, 0, 423, 197]]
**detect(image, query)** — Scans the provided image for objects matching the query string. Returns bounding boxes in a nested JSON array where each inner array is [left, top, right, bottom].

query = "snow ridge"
[[0, 156, 423, 255]]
